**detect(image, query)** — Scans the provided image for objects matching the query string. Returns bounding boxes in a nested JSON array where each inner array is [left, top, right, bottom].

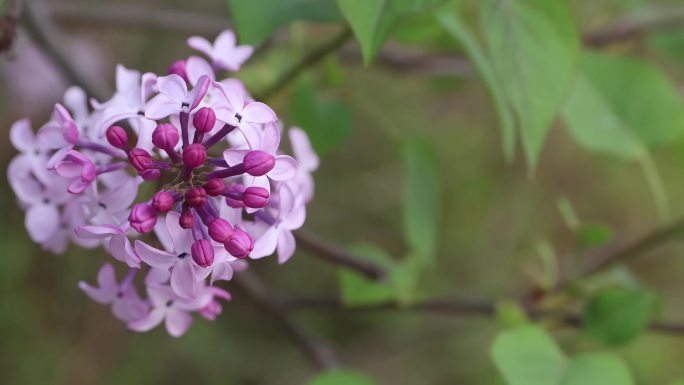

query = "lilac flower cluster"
[[7, 30, 319, 337]]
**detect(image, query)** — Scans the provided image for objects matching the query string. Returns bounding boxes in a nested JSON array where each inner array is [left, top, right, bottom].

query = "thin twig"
[[255, 27, 353, 101], [0, 0, 23, 52], [49, 2, 229, 36], [22, 0, 110, 100], [294, 230, 386, 281], [281, 296, 684, 335], [233, 272, 342, 370], [583, 7, 684, 47]]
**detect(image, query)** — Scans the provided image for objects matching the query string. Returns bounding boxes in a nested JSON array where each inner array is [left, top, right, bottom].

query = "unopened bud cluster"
[[7, 30, 320, 337]]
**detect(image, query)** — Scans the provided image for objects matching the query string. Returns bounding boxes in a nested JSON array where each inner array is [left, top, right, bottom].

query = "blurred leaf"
[[290, 80, 353, 155], [402, 139, 440, 261], [480, 0, 580, 169], [389, 255, 424, 304], [307, 370, 377, 385], [491, 326, 568, 385], [228, 0, 342, 45], [562, 52, 684, 159], [534, 239, 558, 289], [577, 223, 614, 248], [492, 326, 635, 385], [436, 7, 516, 160], [562, 353, 635, 385], [339, 244, 395, 306], [669, 380, 684, 385], [556, 197, 580, 230], [583, 288, 658, 346], [496, 300, 529, 328], [337, 0, 445, 64]]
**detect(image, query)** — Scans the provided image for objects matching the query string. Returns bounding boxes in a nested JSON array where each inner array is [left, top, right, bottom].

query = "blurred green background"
[[2, 0, 684, 384]]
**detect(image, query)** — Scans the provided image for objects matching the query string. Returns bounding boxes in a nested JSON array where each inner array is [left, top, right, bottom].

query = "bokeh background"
[[2, 0, 684, 384]]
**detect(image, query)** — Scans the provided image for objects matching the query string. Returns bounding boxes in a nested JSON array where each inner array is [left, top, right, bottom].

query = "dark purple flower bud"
[[224, 227, 253, 259], [183, 143, 206, 168], [225, 184, 245, 208], [129, 203, 157, 233], [128, 148, 153, 171], [179, 207, 195, 229], [140, 169, 161, 181], [243, 150, 275, 176], [191, 239, 215, 267], [167, 60, 188, 82], [204, 178, 226, 196], [243, 187, 269, 209], [208, 218, 234, 243], [152, 123, 180, 151], [106, 125, 128, 149], [193, 107, 216, 134], [186, 187, 207, 208], [152, 191, 174, 213]]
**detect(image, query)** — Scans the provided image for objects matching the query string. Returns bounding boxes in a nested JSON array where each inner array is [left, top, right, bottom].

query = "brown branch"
[[583, 8, 684, 47], [49, 2, 229, 36], [233, 272, 342, 370], [0, 0, 23, 52], [281, 296, 684, 335], [294, 230, 386, 281], [255, 26, 352, 101]]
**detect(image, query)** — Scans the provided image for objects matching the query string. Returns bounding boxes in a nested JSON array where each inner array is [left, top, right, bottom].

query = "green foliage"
[[495, 300, 529, 328], [290, 80, 353, 155], [339, 244, 396, 305], [577, 223, 614, 248], [228, 0, 342, 45], [436, 8, 516, 160], [307, 370, 377, 385], [492, 326, 635, 385], [583, 288, 658, 346], [480, 0, 580, 169], [402, 139, 440, 261], [337, 0, 445, 64], [562, 52, 684, 159]]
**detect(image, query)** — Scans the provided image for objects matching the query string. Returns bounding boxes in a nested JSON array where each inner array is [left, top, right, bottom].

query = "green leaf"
[[492, 326, 635, 385], [480, 0, 580, 169], [307, 370, 377, 385], [402, 139, 440, 261], [562, 353, 634, 385], [491, 326, 568, 385], [495, 300, 529, 328], [562, 52, 684, 159], [290, 80, 353, 155], [577, 223, 614, 248], [583, 288, 658, 346], [436, 7, 516, 160], [339, 244, 396, 306], [228, 0, 342, 45], [337, 0, 444, 64]]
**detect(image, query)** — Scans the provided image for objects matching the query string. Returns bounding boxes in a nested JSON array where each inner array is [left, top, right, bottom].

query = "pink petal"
[[186, 56, 215, 85], [96, 263, 119, 292], [165, 309, 193, 337], [213, 81, 243, 115], [282, 202, 306, 230], [134, 240, 176, 269], [37, 123, 70, 150], [214, 30, 237, 53], [100, 177, 138, 212], [242, 102, 276, 124], [10, 119, 34, 152], [187, 75, 210, 110], [68, 178, 92, 194], [157, 74, 188, 101], [250, 226, 278, 259], [220, 46, 253, 71], [277, 229, 296, 264], [26, 204, 60, 243], [112, 296, 149, 322], [223, 149, 248, 166], [75, 224, 120, 239], [128, 307, 166, 332], [115, 65, 142, 101], [261, 122, 280, 154], [63, 86, 88, 120], [94, 106, 139, 137], [165, 212, 195, 254], [210, 262, 234, 284], [146, 285, 176, 307], [289, 127, 319, 171], [145, 94, 180, 120], [268, 155, 297, 181], [78, 281, 115, 304], [187, 36, 214, 57], [170, 258, 197, 299]]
